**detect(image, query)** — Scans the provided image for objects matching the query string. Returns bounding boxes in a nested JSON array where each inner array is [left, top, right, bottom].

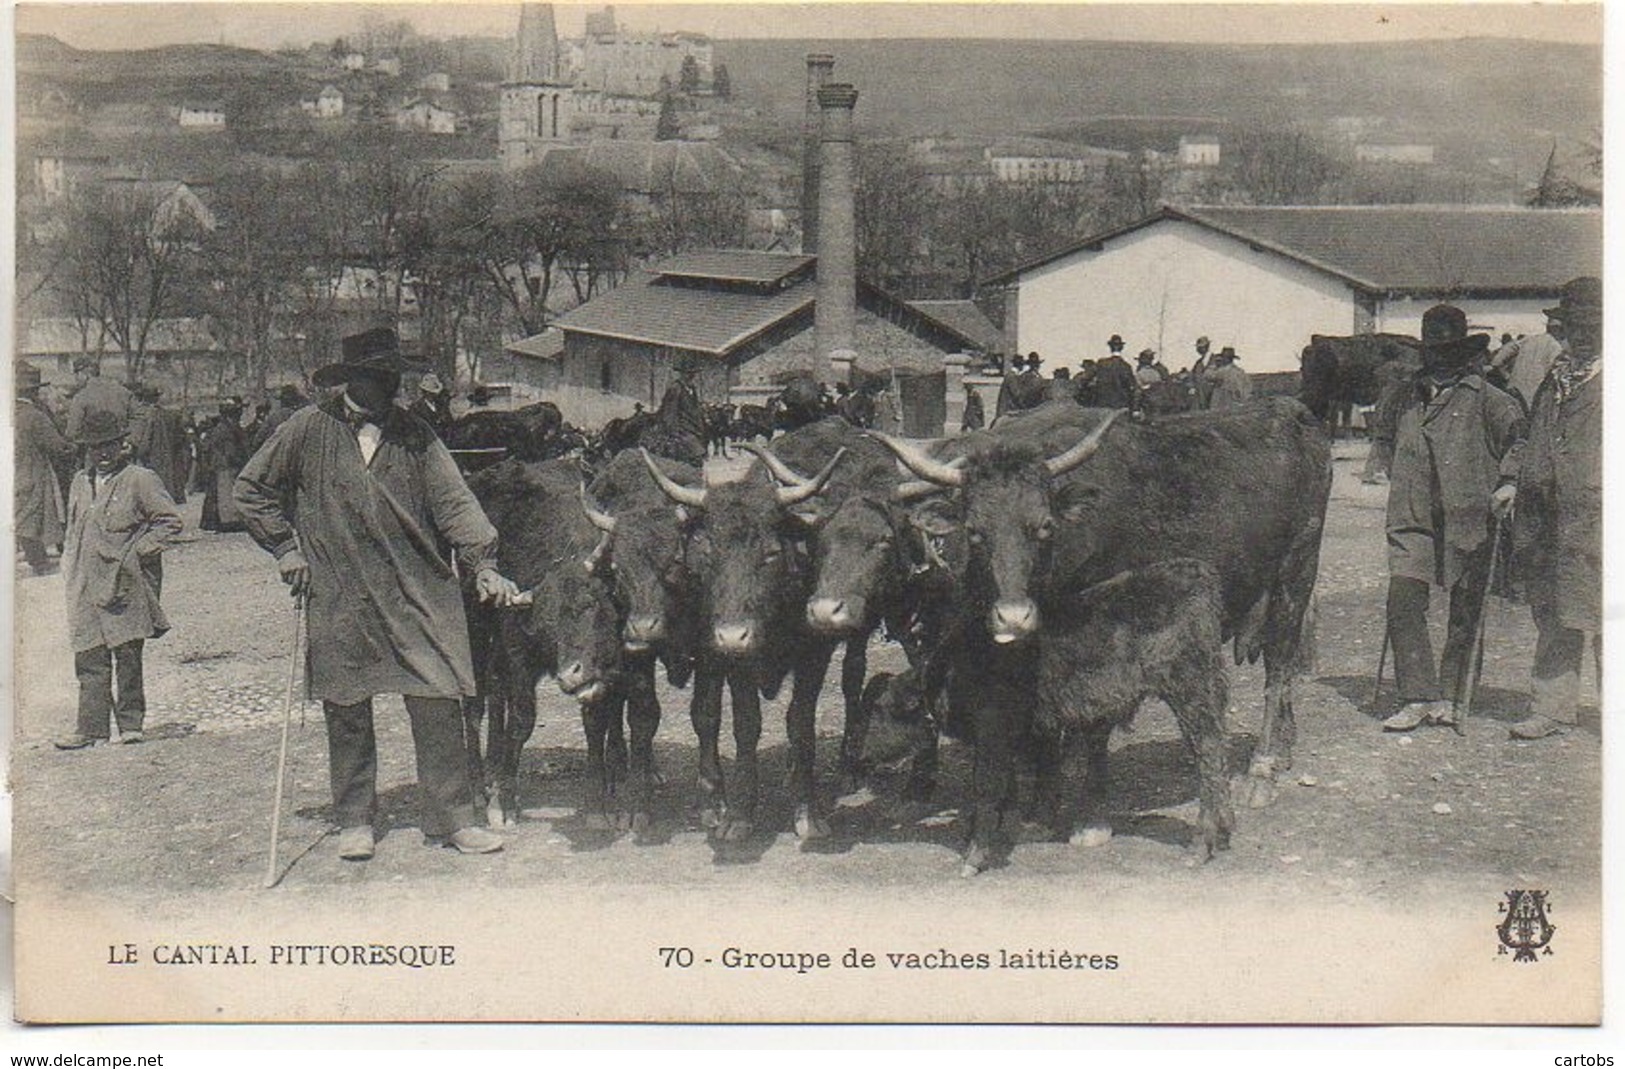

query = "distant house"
[[417, 71, 451, 93], [374, 55, 401, 77], [395, 99, 458, 136], [177, 103, 226, 129], [32, 151, 111, 199], [985, 137, 1127, 184], [1178, 135, 1221, 167], [545, 249, 990, 434], [1355, 142, 1436, 165], [991, 205, 1601, 375], [302, 85, 345, 119], [341, 51, 366, 71]]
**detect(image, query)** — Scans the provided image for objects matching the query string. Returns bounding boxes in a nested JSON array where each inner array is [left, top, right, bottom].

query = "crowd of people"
[[12, 275, 1602, 861], [982, 332, 1252, 427]]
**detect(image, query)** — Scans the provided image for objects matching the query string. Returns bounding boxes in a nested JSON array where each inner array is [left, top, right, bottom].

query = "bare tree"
[[855, 143, 935, 291]]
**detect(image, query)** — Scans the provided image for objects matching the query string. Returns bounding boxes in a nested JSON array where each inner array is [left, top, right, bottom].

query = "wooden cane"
[[264, 594, 306, 889], [1374, 618, 1391, 710], [1456, 517, 1507, 735]]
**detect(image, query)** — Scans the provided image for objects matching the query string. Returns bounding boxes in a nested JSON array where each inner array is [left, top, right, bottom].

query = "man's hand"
[[477, 567, 522, 607], [278, 549, 311, 599], [1490, 483, 1517, 520]]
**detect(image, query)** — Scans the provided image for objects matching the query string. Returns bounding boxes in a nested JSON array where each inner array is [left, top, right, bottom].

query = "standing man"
[[199, 397, 249, 533], [1496, 278, 1602, 740], [1491, 307, 1566, 411], [128, 384, 189, 505], [1204, 347, 1254, 409], [1380, 305, 1525, 732], [1134, 348, 1168, 388], [961, 386, 986, 432], [410, 373, 453, 433], [64, 355, 134, 446], [1189, 335, 1214, 409], [234, 328, 519, 860], [994, 353, 1026, 418], [15, 365, 76, 576], [55, 411, 183, 749], [1092, 336, 1138, 410]]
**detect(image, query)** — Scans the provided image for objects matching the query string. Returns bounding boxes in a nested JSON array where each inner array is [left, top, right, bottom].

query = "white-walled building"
[[992, 205, 1601, 374], [302, 85, 345, 119], [177, 103, 226, 128], [1178, 135, 1221, 167], [396, 99, 458, 135]]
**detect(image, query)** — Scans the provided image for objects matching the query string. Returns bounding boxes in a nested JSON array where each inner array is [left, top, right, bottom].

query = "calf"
[[863, 560, 1234, 874]]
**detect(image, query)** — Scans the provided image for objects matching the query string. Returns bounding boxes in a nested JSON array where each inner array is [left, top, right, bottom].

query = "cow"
[[703, 402, 736, 457], [871, 398, 1330, 873], [861, 559, 1234, 872], [728, 404, 776, 446], [638, 427, 851, 842], [443, 401, 565, 472], [461, 457, 632, 829], [1299, 333, 1419, 437]]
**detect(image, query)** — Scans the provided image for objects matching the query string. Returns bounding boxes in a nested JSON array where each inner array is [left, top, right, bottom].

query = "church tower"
[[500, 4, 574, 170]]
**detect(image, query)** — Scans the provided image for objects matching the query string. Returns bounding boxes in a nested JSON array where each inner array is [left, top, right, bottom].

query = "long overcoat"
[[63, 463, 183, 652], [1387, 374, 1525, 588], [15, 399, 74, 547], [233, 400, 499, 706], [1506, 371, 1601, 630]]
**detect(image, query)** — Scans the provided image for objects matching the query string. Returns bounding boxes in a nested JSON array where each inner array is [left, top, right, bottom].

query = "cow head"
[[522, 562, 623, 704], [804, 494, 902, 634], [870, 412, 1120, 644], [641, 445, 844, 656], [579, 484, 691, 654]]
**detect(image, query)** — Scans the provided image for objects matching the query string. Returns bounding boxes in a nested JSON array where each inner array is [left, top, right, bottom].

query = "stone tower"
[[500, 3, 574, 170]]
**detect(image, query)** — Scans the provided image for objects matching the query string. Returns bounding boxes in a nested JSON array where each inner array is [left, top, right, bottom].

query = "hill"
[[713, 36, 1600, 170]]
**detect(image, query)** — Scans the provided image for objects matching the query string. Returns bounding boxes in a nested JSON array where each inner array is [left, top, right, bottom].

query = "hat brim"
[[1420, 334, 1492, 355], [312, 361, 401, 388], [75, 428, 127, 447]]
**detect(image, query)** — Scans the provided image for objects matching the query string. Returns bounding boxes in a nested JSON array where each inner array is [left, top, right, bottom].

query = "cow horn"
[[866, 432, 964, 488], [739, 440, 815, 487], [579, 482, 617, 534], [582, 529, 613, 573], [640, 448, 707, 508], [776, 447, 846, 506], [1043, 409, 1123, 477], [893, 479, 943, 503]]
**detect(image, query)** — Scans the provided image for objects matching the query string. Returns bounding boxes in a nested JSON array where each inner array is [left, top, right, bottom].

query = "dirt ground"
[[6, 440, 1604, 1022]]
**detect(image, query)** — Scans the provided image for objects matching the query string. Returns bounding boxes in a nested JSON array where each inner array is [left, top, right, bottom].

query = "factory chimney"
[[801, 54, 835, 254], [814, 82, 859, 383]]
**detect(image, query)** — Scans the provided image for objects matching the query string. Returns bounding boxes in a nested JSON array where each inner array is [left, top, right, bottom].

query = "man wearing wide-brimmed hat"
[[199, 396, 249, 532], [55, 410, 184, 750], [1204, 346, 1253, 410], [14, 364, 76, 576], [1496, 277, 1603, 740], [63, 353, 134, 446], [234, 327, 520, 859], [1093, 335, 1138, 410], [1380, 304, 1526, 733]]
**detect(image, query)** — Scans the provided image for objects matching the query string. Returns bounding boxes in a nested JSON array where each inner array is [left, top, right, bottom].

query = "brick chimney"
[[815, 82, 859, 383], [801, 54, 834, 255]]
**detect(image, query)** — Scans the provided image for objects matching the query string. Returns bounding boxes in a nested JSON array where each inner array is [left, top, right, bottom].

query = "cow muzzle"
[[624, 614, 665, 651], [712, 622, 756, 655], [990, 599, 1039, 644], [557, 661, 600, 700], [806, 596, 864, 633]]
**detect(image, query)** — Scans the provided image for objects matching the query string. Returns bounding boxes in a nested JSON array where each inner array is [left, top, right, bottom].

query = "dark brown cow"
[[872, 398, 1330, 872]]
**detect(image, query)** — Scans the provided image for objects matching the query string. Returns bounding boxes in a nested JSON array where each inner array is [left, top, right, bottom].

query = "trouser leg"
[[74, 645, 114, 738], [1531, 604, 1585, 725], [1440, 556, 1490, 705], [405, 696, 476, 838], [1386, 576, 1442, 702], [323, 698, 378, 829], [19, 537, 52, 571], [112, 639, 146, 732]]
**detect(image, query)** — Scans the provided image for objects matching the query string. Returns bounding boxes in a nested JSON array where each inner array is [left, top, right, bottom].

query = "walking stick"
[[1373, 617, 1392, 710], [264, 594, 306, 889], [1456, 517, 1507, 735]]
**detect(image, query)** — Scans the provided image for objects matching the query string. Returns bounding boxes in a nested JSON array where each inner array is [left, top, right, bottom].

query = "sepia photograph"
[[4, 0, 1607, 1027]]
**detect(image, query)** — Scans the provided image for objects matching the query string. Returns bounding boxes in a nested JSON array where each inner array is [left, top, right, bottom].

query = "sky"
[[12, 2, 1605, 51]]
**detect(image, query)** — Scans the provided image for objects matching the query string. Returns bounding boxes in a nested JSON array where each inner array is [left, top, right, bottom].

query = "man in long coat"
[[128, 384, 189, 505], [1204, 347, 1254, 409], [55, 410, 183, 749], [235, 328, 519, 861], [1495, 278, 1602, 739], [1380, 304, 1525, 732], [199, 398, 249, 532], [15, 364, 76, 575], [1092, 336, 1138, 410]]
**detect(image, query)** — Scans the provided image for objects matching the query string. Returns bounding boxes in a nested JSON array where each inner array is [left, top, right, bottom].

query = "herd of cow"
[[450, 387, 1333, 876]]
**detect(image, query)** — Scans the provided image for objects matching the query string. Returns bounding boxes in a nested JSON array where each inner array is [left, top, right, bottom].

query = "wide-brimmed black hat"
[[74, 409, 128, 447], [1026, 351, 1043, 368], [1419, 304, 1490, 357], [313, 328, 404, 388], [1107, 334, 1125, 350], [1545, 276, 1602, 323], [1215, 346, 1239, 362], [1137, 348, 1156, 362]]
